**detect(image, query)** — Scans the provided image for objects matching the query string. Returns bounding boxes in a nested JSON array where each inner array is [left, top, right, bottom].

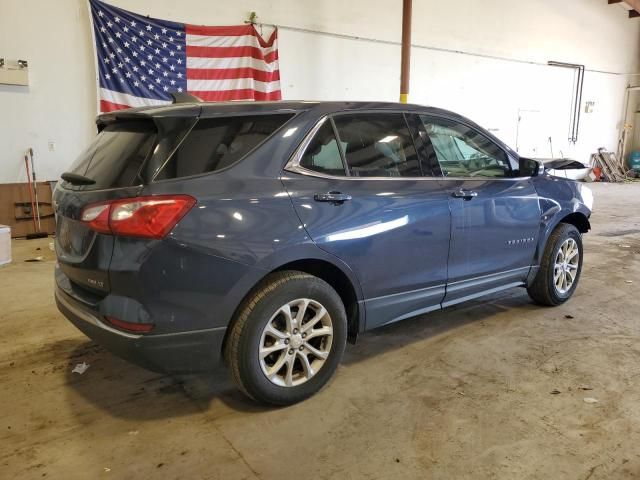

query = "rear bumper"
[[55, 286, 226, 373]]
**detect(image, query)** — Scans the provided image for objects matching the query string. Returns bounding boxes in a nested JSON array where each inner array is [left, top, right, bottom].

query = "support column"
[[399, 0, 412, 103]]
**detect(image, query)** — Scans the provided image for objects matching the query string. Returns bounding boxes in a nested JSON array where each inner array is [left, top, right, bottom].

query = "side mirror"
[[518, 157, 544, 177]]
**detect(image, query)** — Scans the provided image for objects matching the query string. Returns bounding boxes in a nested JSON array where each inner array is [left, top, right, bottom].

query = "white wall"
[[1, 0, 639, 182]]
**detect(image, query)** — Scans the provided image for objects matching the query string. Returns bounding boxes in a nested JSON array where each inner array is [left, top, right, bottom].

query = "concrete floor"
[[1, 182, 639, 479]]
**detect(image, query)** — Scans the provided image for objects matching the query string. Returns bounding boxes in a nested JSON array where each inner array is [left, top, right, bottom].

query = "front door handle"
[[313, 192, 352, 204], [452, 189, 478, 200]]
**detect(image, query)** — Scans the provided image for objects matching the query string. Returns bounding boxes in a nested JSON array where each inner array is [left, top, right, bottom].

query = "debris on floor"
[[583, 397, 599, 404], [24, 256, 44, 262], [71, 362, 90, 374], [565, 314, 574, 319], [591, 149, 634, 182], [550, 389, 562, 395]]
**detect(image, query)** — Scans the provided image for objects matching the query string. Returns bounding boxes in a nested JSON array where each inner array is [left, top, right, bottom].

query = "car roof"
[[95, 99, 517, 160], [97, 100, 471, 124]]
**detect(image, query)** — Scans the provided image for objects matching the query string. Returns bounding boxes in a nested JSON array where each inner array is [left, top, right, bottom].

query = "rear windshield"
[[65, 121, 157, 190], [63, 114, 293, 189], [153, 114, 294, 181]]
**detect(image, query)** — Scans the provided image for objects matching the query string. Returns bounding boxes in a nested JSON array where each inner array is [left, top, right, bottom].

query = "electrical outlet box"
[[585, 101, 595, 114], [0, 59, 29, 86]]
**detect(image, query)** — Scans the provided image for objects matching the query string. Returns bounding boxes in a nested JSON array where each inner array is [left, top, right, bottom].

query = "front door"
[[419, 115, 541, 306], [282, 112, 451, 329]]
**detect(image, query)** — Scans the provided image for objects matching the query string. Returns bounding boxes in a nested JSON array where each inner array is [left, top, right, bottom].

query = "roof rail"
[[170, 92, 203, 104]]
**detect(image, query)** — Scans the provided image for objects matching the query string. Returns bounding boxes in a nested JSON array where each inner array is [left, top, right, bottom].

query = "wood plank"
[[0, 182, 56, 238]]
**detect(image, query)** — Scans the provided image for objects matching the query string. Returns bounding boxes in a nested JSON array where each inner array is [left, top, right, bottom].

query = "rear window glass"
[[333, 113, 421, 177], [299, 120, 346, 176], [154, 114, 294, 181], [65, 121, 156, 190]]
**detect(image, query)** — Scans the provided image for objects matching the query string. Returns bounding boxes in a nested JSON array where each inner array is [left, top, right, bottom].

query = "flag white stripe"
[[187, 78, 281, 93], [100, 88, 170, 108], [187, 56, 279, 72], [186, 34, 278, 55]]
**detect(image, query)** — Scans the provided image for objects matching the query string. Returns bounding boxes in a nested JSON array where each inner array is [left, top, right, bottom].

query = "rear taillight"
[[81, 195, 196, 239], [105, 316, 155, 333]]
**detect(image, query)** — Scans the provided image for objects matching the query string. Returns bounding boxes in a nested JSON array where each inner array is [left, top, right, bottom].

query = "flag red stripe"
[[186, 45, 278, 64], [100, 99, 132, 112], [190, 89, 282, 101], [185, 24, 278, 48], [186, 67, 280, 82], [185, 24, 255, 37]]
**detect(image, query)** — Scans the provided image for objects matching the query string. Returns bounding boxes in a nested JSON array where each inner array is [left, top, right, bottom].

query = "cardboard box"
[[0, 225, 11, 266]]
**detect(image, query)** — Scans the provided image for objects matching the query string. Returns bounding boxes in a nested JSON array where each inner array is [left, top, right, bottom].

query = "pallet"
[[591, 149, 630, 182]]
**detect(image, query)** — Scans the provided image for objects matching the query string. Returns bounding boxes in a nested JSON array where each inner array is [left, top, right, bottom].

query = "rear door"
[[418, 115, 541, 306], [282, 112, 451, 329]]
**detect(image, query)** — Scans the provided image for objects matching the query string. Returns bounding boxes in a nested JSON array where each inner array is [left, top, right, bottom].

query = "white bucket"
[[0, 225, 11, 266]]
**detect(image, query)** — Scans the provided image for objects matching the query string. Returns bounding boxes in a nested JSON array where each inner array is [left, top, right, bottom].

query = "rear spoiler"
[[96, 97, 202, 131]]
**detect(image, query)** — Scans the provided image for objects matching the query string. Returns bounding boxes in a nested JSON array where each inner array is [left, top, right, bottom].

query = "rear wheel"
[[527, 223, 583, 306], [224, 271, 347, 405]]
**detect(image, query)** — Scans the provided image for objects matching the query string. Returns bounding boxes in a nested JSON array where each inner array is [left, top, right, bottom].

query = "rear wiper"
[[61, 172, 96, 186]]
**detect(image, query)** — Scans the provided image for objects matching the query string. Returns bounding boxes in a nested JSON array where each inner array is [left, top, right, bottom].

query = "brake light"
[[81, 195, 196, 239], [105, 316, 155, 333]]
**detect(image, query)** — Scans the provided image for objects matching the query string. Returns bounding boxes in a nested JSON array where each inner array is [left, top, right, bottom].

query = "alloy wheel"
[[259, 298, 334, 387], [553, 238, 580, 294]]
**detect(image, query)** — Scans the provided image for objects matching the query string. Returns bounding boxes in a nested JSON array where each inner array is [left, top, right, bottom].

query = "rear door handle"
[[313, 192, 352, 204], [452, 189, 478, 200]]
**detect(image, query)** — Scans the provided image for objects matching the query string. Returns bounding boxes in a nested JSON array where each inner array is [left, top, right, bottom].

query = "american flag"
[[89, 0, 281, 112]]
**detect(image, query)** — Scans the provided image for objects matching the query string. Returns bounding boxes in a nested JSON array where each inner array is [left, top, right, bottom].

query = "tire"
[[527, 223, 583, 306], [224, 271, 347, 406]]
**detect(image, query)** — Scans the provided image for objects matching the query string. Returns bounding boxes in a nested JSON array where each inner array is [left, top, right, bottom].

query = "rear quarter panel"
[[111, 170, 363, 334]]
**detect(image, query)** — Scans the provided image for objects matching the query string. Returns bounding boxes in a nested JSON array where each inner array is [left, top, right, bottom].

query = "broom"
[[24, 151, 48, 239]]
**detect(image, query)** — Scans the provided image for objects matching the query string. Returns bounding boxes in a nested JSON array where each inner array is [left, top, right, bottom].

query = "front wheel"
[[527, 223, 583, 306], [224, 271, 347, 405]]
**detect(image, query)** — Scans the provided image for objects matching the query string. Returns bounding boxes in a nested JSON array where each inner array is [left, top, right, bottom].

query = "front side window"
[[420, 116, 511, 178], [333, 113, 421, 177], [299, 120, 346, 176]]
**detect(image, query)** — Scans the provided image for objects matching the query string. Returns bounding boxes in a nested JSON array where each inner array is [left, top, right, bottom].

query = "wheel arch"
[[272, 259, 362, 343], [529, 208, 590, 281], [222, 254, 364, 358], [559, 211, 591, 233]]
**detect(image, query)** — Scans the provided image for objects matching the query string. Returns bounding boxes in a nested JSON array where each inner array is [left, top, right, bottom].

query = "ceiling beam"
[[608, 0, 640, 18]]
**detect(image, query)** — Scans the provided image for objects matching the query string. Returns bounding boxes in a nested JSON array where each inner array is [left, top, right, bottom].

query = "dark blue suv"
[[54, 99, 592, 405]]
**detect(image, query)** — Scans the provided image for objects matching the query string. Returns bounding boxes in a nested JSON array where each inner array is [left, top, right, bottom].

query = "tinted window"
[[299, 120, 346, 176], [155, 114, 293, 180], [420, 116, 510, 178], [65, 121, 157, 190], [333, 114, 421, 177]]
